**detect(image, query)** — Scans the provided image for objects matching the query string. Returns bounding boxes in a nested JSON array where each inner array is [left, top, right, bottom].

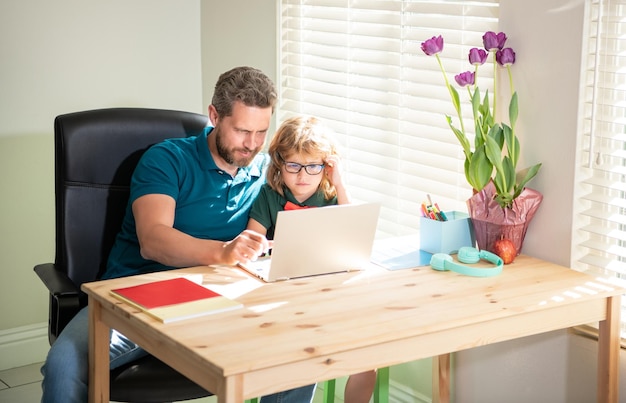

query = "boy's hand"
[[324, 155, 345, 187]]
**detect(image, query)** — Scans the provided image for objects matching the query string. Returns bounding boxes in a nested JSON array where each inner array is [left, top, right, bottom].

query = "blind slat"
[[573, 0, 626, 337], [279, 0, 498, 237]]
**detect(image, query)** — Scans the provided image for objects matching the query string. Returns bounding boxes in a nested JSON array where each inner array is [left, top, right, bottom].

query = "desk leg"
[[88, 297, 110, 403], [598, 295, 621, 403], [432, 353, 450, 403], [218, 375, 244, 403]]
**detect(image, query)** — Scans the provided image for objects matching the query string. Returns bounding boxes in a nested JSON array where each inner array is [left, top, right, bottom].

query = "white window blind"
[[574, 0, 626, 335], [278, 0, 499, 237]]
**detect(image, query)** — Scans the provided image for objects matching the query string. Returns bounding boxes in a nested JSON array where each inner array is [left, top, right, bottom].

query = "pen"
[[434, 203, 448, 221]]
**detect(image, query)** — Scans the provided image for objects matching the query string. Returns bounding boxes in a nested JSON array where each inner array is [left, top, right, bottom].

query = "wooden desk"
[[82, 256, 624, 403]]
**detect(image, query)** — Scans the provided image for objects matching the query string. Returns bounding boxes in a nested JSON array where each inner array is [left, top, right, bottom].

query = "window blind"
[[278, 0, 499, 237], [574, 0, 626, 335]]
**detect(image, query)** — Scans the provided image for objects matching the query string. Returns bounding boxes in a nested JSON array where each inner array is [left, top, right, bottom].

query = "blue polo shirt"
[[104, 127, 268, 279]]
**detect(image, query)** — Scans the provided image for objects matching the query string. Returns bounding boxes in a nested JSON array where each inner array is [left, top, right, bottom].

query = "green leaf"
[[502, 124, 518, 167], [485, 135, 507, 192], [493, 172, 506, 196], [446, 116, 471, 157], [484, 135, 503, 171], [463, 158, 475, 189], [509, 92, 519, 129], [449, 84, 461, 117], [471, 88, 481, 121], [474, 119, 482, 143], [488, 124, 504, 148], [513, 163, 542, 199], [481, 90, 493, 128], [468, 146, 493, 191], [502, 156, 515, 193], [494, 193, 514, 208], [482, 89, 491, 112], [473, 88, 489, 142]]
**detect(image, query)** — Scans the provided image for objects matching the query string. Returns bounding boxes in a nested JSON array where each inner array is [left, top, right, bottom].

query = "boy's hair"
[[212, 66, 277, 117], [267, 116, 339, 200]]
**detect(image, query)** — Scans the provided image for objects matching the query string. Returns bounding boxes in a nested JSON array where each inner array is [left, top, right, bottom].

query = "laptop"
[[238, 203, 380, 282]]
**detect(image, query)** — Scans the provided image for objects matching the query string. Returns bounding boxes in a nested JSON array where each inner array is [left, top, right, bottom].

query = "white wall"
[[200, 0, 278, 133], [0, 0, 202, 368], [504, 0, 582, 266]]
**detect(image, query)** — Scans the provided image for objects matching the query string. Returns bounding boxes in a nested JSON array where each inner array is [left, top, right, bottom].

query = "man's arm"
[[133, 194, 269, 266]]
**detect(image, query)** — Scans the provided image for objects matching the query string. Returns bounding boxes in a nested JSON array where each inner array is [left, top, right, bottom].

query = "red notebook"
[[110, 277, 242, 323]]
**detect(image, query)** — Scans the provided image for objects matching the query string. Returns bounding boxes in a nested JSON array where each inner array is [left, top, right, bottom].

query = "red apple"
[[493, 238, 517, 264]]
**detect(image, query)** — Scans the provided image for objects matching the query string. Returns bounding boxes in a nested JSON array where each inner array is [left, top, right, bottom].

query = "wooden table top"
[[83, 255, 626, 397]]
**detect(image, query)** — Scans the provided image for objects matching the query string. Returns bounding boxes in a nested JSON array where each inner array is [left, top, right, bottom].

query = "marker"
[[421, 203, 429, 217], [435, 203, 448, 221]]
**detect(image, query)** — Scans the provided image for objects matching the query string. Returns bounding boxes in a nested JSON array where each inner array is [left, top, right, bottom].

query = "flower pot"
[[470, 218, 530, 255], [466, 182, 543, 255]]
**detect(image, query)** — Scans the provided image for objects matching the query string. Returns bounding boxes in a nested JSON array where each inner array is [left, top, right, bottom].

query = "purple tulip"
[[468, 48, 488, 66], [421, 35, 444, 56], [496, 48, 516, 66], [483, 31, 507, 51], [454, 71, 475, 87]]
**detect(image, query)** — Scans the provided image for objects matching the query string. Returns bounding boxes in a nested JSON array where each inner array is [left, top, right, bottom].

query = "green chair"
[[248, 367, 390, 403], [323, 367, 390, 403]]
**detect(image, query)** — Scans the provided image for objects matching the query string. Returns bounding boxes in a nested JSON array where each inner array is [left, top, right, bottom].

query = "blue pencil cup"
[[420, 211, 476, 254]]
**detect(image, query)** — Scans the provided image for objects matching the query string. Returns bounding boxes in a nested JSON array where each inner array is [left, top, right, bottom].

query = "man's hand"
[[223, 230, 271, 265]]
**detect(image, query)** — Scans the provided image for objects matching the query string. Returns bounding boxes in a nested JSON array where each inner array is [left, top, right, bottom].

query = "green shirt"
[[249, 184, 337, 239]]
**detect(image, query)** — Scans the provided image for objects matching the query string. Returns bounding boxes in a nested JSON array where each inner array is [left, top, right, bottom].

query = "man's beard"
[[215, 128, 259, 168]]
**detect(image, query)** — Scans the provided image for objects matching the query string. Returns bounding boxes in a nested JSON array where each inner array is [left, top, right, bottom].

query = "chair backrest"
[[54, 108, 208, 287]]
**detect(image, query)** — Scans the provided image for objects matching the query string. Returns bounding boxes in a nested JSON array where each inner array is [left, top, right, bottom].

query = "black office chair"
[[34, 108, 213, 402]]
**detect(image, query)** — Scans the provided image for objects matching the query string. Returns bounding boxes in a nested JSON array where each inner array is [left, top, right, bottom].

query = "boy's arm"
[[246, 218, 273, 256], [325, 155, 352, 204], [335, 185, 351, 205], [246, 217, 268, 235]]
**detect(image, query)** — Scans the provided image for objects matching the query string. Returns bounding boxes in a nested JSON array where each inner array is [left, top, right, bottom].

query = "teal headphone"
[[430, 246, 503, 277]]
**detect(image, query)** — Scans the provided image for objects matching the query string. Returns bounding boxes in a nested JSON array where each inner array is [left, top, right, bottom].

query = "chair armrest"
[[34, 263, 81, 296], [34, 263, 84, 344]]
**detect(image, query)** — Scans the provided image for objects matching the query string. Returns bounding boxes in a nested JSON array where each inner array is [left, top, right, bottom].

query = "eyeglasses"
[[282, 161, 325, 175]]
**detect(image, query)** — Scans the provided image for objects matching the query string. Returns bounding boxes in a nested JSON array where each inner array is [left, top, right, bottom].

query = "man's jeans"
[[41, 306, 315, 403]]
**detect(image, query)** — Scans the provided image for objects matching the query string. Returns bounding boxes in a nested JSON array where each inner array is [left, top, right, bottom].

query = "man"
[[40, 66, 316, 403]]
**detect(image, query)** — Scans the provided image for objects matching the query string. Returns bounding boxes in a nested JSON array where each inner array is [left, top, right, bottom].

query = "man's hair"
[[267, 115, 339, 200], [212, 66, 277, 117]]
